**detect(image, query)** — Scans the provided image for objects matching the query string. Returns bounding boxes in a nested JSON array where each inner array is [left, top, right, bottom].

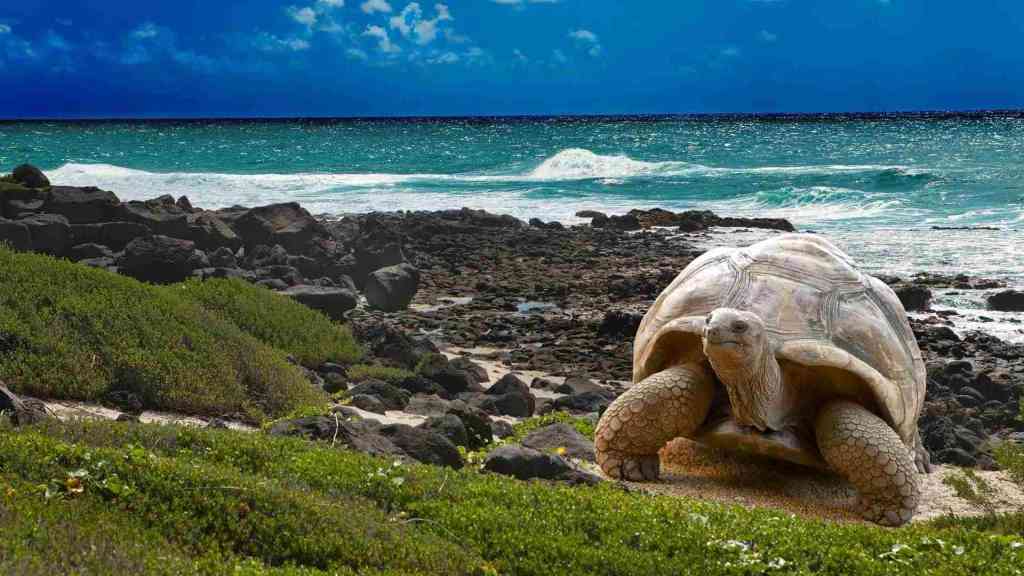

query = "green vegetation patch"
[[346, 363, 415, 384], [176, 278, 361, 367], [0, 247, 327, 421], [8, 419, 1023, 576]]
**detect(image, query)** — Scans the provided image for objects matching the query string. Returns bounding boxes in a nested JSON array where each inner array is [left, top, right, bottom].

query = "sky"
[[1, 0, 1023, 118]]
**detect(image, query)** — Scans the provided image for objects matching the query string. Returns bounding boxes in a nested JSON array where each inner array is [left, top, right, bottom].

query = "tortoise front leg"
[[815, 400, 920, 526], [595, 363, 715, 481]]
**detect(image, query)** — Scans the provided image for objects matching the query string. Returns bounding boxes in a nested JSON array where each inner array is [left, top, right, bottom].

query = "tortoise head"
[[701, 308, 766, 361], [702, 308, 783, 431]]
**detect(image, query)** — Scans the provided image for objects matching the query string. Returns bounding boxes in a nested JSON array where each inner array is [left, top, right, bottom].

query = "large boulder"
[[545, 391, 612, 415], [364, 263, 420, 312], [71, 221, 151, 251], [42, 186, 121, 224], [0, 182, 45, 219], [347, 379, 410, 411], [119, 235, 205, 284], [19, 213, 72, 255], [419, 414, 469, 448], [988, 290, 1024, 312], [890, 282, 932, 312], [482, 373, 536, 417], [417, 353, 482, 395], [351, 320, 439, 370], [0, 218, 31, 251], [352, 218, 406, 286], [521, 423, 596, 462], [232, 203, 326, 253], [267, 415, 405, 459], [378, 424, 463, 469], [482, 445, 598, 484], [11, 164, 49, 189], [185, 212, 242, 251], [120, 195, 191, 237], [281, 285, 357, 321]]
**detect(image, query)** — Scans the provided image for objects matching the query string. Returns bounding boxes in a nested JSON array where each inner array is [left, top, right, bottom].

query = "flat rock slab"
[[616, 438, 1024, 524]]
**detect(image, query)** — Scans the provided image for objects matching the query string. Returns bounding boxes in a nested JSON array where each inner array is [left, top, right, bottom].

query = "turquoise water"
[[1, 115, 1022, 289]]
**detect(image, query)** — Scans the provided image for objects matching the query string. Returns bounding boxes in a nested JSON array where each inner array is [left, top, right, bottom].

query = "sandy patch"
[[615, 439, 1024, 524]]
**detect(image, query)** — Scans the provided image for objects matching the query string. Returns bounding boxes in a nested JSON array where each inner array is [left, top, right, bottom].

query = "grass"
[[4, 418, 1022, 576], [176, 278, 361, 367], [942, 468, 998, 515], [346, 363, 415, 384], [0, 247, 339, 422]]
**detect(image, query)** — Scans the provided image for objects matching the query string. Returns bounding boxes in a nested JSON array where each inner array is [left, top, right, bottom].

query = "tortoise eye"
[[732, 321, 749, 334]]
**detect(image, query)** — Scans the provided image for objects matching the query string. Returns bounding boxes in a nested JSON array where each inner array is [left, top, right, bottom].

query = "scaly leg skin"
[[815, 401, 920, 526], [913, 430, 933, 474], [595, 363, 715, 481]]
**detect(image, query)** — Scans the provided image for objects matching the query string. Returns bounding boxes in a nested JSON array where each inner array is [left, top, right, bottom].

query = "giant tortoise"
[[594, 233, 930, 526]]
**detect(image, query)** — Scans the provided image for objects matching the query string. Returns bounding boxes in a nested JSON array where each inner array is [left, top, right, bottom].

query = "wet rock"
[[575, 210, 606, 219], [521, 423, 596, 462], [379, 424, 463, 469], [988, 290, 1024, 312], [281, 285, 357, 321], [592, 213, 641, 231], [119, 235, 205, 284], [365, 263, 420, 312], [891, 282, 932, 311], [11, 164, 49, 188]]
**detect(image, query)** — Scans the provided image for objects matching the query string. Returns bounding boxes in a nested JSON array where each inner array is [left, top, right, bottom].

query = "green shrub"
[[0, 428, 482, 575], [0, 247, 325, 421], [176, 278, 362, 367], [347, 363, 414, 384], [995, 442, 1024, 488], [13, 419, 1024, 576]]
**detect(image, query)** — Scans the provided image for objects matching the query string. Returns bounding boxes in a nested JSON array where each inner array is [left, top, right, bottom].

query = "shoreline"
[[2, 166, 1023, 473]]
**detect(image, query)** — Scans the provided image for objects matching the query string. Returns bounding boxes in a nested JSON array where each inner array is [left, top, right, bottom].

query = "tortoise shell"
[[633, 234, 925, 444]]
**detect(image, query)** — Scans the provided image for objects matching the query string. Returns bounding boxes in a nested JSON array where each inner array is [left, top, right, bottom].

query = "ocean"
[[2, 114, 1022, 340]]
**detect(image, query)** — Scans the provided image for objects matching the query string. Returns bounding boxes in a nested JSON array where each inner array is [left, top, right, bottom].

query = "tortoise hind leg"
[[815, 400, 920, 526], [595, 363, 715, 481]]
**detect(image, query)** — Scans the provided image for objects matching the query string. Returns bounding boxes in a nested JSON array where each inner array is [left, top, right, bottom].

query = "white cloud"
[[760, 29, 777, 42], [429, 51, 459, 64], [568, 29, 601, 57], [132, 22, 159, 39], [361, 0, 392, 13], [290, 6, 319, 27], [0, 24, 11, 35], [552, 48, 567, 63], [364, 24, 400, 53], [254, 33, 310, 53], [513, 48, 527, 62], [318, 0, 344, 6], [390, 3, 452, 45], [346, 47, 368, 60], [568, 29, 597, 43]]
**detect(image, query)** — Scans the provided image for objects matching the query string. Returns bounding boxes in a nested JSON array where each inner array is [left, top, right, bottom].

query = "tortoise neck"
[[709, 337, 783, 431]]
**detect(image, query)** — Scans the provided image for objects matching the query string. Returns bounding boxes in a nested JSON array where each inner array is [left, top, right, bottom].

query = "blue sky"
[[1, 0, 1023, 117]]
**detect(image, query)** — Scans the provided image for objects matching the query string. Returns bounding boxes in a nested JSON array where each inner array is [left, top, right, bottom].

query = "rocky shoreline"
[[1, 163, 1022, 473]]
